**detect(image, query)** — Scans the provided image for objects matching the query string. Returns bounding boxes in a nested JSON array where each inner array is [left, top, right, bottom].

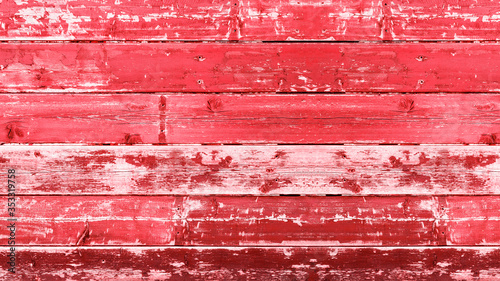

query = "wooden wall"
[[2, 0, 500, 279]]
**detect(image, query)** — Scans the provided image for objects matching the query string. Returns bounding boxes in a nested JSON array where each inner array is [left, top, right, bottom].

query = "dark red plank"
[[3, 93, 500, 144], [2, 43, 500, 93], [0, 196, 440, 246], [3, 195, 497, 246], [2, 246, 499, 280], [0, 94, 160, 144], [3, 145, 500, 195], [390, 0, 500, 41]]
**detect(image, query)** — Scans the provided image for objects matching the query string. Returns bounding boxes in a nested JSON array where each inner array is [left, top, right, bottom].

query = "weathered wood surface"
[[3, 0, 500, 41], [3, 145, 500, 195], [3, 195, 500, 246], [2, 246, 500, 280], [4, 0, 500, 279], [0, 94, 160, 144], [389, 0, 500, 41], [0, 0, 382, 41], [4, 94, 500, 144], [2, 43, 500, 93]]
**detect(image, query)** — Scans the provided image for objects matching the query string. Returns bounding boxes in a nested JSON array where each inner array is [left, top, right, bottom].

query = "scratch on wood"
[[76, 220, 90, 246]]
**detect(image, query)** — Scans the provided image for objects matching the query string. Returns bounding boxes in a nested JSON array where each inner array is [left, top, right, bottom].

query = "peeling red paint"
[[124, 155, 159, 169], [2, 0, 500, 278]]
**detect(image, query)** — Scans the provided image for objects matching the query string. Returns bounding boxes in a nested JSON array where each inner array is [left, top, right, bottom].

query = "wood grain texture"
[[0, 195, 438, 246], [5, 195, 500, 246], [2, 43, 500, 93], [4, 145, 500, 195], [4, 1, 500, 278], [0, 94, 160, 144], [389, 0, 500, 41], [4, 93, 500, 144], [0, 0, 383, 41], [2, 246, 500, 280], [3, 0, 500, 41]]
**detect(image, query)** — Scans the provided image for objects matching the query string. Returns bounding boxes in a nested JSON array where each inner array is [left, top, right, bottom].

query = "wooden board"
[[4, 145, 500, 195], [4, 93, 500, 144], [0, 94, 160, 144], [3, 43, 500, 93], [2, 246, 500, 280], [3, 0, 500, 41], [4, 195, 500, 246], [0, 195, 437, 246]]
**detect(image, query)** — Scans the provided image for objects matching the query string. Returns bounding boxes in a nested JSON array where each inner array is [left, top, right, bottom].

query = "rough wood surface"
[[3, 0, 500, 41], [0, 94, 160, 144], [3, 145, 500, 195], [4, 195, 500, 246], [4, 94, 500, 144], [2, 43, 500, 93], [3, 0, 500, 279], [0, 0, 382, 41], [2, 246, 500, 280]]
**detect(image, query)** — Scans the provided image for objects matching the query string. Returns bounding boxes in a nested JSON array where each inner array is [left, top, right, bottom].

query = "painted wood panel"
[[3, 0, 500, 41], [4, 195, 500, 246], [2, 0, 500, 278], [3, 145, 500, 195], [2, 43, 500, 93], [3, 93, 500, 144], [0, 195, 438, 246], [0, 94, 160, 144], [2, 246, 500, 280]]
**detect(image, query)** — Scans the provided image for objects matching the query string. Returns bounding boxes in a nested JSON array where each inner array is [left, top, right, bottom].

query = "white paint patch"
[[184, 198, 204, 211], [170, 262, 185, 267], [437, 262, 451, 267]]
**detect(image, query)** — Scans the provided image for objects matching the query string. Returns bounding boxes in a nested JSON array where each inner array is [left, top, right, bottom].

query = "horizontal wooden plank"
[[4, 93, 500, 144], [3, 0, 500, 41], [4, 195, 500, 246], [2, 246, 500, 280], [0, 94, 160, 144], [0, 0, 383, 41], [4, 145, 500, 195], [2, 43, 500, 93], [0, 196, 438, 246]]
